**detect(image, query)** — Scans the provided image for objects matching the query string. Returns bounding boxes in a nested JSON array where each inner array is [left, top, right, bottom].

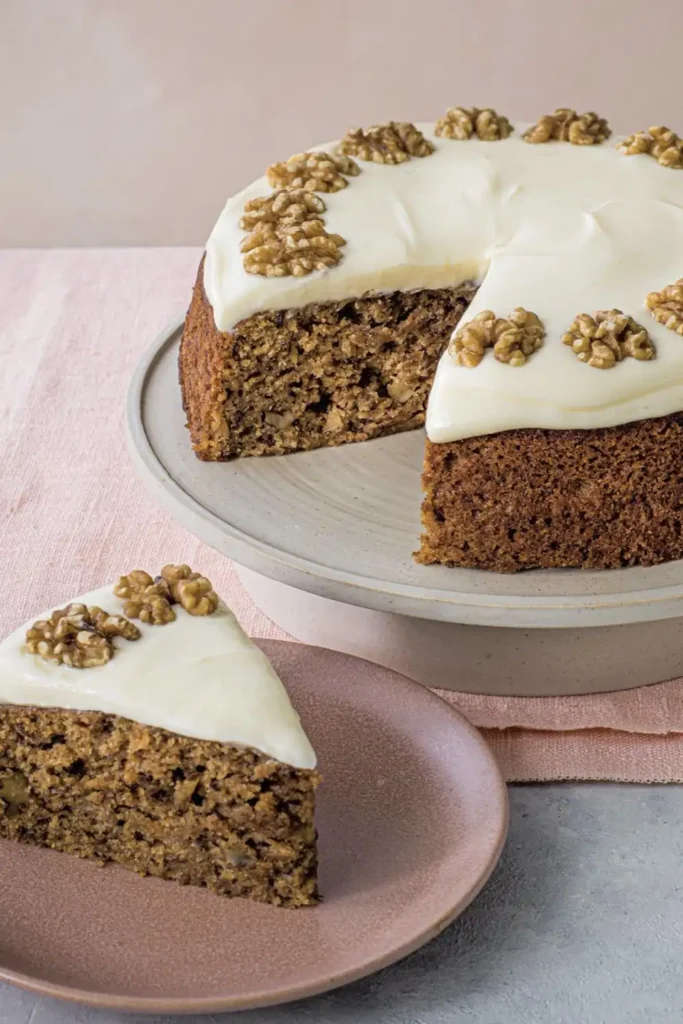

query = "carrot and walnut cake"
[[180, 109, 683, 571], [0, 566, 319, 907]]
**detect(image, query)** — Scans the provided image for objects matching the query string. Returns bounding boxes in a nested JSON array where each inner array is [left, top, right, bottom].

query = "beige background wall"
[[0, 0, 679, 247]]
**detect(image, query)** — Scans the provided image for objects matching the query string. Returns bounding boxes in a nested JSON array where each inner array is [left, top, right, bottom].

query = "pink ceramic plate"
[[0, 640, 508, 1014]]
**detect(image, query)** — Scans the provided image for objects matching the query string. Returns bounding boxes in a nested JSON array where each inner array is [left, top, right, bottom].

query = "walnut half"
[[523, 108, 611, 145], [239, 190, 346, 278], [618, 126, 683, 169], [25, 603, 140, 669], [562, 310, 655, 369], [114, 564, 219, 622], [159, 564, 219, 616], [242, 221, 346, 278], [435, 107, 512, 141], [337, 122, 434, 164], [114, 570, 175, 624], [450, 308, 545, 368], [645, 279, 683, 335], [266, 151, 360, 193], [240, 190, 326, 233]]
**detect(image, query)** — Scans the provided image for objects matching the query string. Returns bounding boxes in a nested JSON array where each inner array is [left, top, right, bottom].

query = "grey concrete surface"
[[3, 784, 683, 1024]]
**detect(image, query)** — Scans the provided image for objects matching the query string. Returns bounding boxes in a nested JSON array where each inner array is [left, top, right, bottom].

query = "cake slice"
[[0, 565, 319, 907]]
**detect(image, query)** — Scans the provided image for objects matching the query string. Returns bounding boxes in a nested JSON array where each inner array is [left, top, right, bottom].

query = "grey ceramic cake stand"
[[127, 319, 683, 696]]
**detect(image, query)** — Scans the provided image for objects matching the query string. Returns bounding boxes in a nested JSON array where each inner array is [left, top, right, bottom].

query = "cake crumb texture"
[[180, 258, 475, 459], [417, 413, 683, 572], [0, 707, 319, 907]]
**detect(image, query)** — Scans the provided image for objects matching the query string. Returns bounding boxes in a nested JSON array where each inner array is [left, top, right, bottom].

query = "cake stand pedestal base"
[[237, 566, 683, 696]]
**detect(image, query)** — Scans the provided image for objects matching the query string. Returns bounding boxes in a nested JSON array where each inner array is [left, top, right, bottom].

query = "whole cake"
[[180, 108, 683, 571], [0, 565, 319, 907]]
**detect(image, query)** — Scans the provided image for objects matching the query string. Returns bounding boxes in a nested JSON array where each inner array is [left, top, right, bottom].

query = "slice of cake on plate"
[[180, 108, 683, 571], [0, 565, 319, 907]]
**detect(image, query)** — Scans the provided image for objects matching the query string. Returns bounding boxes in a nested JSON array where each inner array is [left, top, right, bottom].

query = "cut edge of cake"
[[180, 257, 476, 460]]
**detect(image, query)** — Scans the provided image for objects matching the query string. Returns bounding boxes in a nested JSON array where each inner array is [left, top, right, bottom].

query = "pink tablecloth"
[[3, 247, 683, 783]]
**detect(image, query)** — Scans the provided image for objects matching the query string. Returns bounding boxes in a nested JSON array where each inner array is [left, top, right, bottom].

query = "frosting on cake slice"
[[0, 581, 316, 770]]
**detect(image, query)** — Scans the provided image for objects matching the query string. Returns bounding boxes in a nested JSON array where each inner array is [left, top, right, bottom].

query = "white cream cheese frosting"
[[0, 586, 316, 770], [203, 121, 683, 442]]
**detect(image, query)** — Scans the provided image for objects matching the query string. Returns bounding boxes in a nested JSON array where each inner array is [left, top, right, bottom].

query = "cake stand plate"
[[127, 319, 683, 695]]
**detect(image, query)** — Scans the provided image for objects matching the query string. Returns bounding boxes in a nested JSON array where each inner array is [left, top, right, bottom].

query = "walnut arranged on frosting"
[[435, 107, 512, 141], [159, 564, 219, 616], [562, 310, 655, 369], [267, 151, 360, 193], [239, 190, 346, 278], [241, 222, 346, 278], [645, 279, 683, 335], [450, 308, 545, 368], [239, 190, 326, 232], [88, 607, 142, 640], [114, 565, 219, 622], [523, 108, 611, 145], [337, 122, 434, 164], [25, 603, 140, 669], [618, 126, 683, 169], [115, 570, 176, 624]]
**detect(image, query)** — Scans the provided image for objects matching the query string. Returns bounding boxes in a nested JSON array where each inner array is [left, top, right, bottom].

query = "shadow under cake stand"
[[127, 318, 683, 697]]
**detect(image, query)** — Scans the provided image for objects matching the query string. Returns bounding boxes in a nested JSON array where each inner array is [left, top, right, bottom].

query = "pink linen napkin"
[[2, 247, 683, 783]]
